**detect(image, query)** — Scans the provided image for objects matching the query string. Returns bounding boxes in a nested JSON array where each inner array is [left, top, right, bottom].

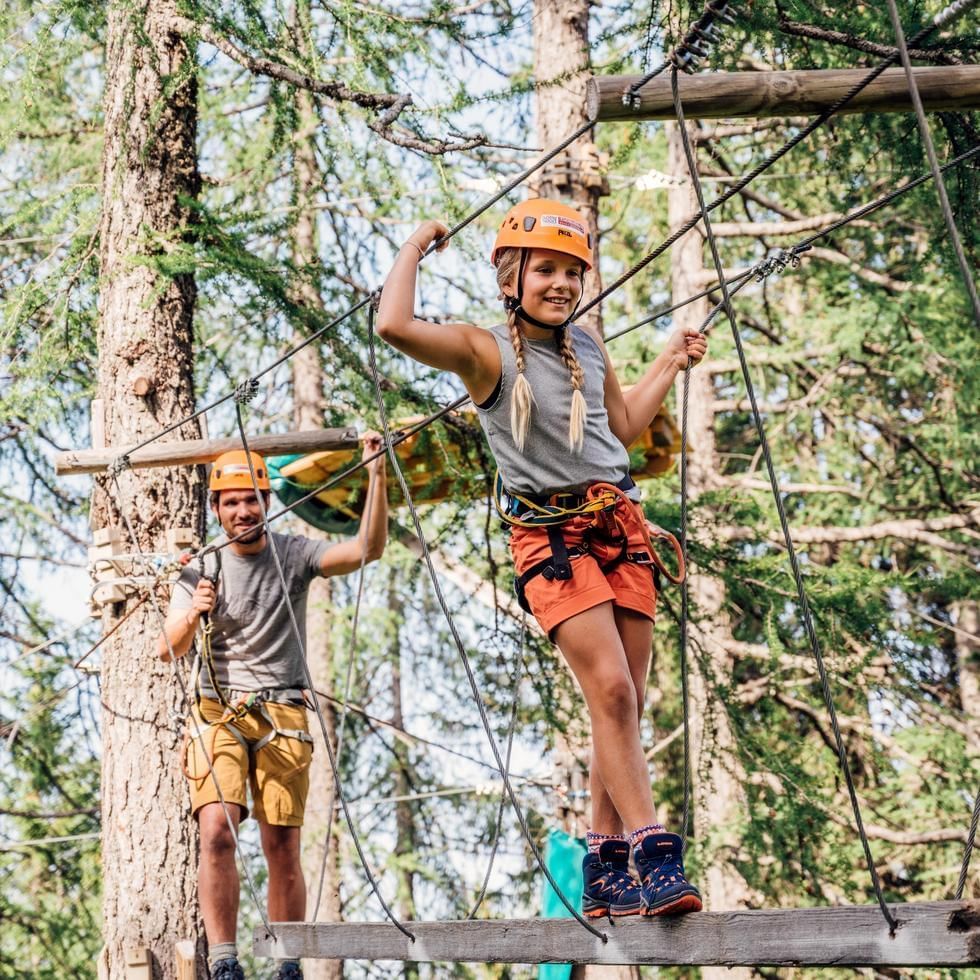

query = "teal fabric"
[[538, 829, 586, 980], [266, 454, 358, 535]]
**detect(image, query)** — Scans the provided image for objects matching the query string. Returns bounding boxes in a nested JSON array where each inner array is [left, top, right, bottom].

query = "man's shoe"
[[211, 959, 246, 980], [272, 963, 303, 980], [633, 832, 702, 916], [581, 839, 643, 917]]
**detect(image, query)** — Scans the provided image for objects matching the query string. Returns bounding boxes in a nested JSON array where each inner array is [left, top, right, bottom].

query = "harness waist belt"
[[505, 474, 635, 516]]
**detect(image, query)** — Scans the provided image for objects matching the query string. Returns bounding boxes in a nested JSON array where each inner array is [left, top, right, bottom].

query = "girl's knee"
[[590, 673, 638, 719]]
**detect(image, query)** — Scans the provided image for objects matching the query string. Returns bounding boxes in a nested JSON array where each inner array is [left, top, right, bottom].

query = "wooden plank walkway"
[[254, 901, 980, 967]]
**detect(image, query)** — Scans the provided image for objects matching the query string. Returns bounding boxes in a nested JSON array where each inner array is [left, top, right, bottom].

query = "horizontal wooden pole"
[[254, 902, 980, 967], [588, 66, 980, 122], [54, 428, 360, 476]]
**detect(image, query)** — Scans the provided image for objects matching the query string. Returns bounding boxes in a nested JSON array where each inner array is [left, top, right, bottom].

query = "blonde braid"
[[495, 247, 535, 452], [507, 308, 535, 451], [556, 326, 587, 453]]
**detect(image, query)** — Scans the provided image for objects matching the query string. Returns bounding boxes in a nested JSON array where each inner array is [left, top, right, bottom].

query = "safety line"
[[884, 0, 979, 326], [311, 475, 376, 922], [107, 463, 276, 937], [231, 401, 414, 940], [204, 131, 979, 560], [956, 785, 980, 899], [365, 303, 608, 940], [670, 65, 898, 931], [581, 0, 978, 323], [468, 617, 525, 919]]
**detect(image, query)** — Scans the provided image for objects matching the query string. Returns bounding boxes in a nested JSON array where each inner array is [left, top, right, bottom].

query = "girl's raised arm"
[[375, 220, 500, 402]]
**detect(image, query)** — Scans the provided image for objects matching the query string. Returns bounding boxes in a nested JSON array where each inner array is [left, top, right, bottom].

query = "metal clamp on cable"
[[233, 377, 259, 405]]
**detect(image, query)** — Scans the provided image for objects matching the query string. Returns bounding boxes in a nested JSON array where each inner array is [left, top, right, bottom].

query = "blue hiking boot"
[[272, 964, 303, 980], [581, 839, 643, 917], [633, 832, 702, 916], [211, 959, 246, 980]]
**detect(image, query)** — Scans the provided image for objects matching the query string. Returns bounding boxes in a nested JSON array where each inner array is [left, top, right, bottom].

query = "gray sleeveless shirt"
[[475, 323, 632, 497]]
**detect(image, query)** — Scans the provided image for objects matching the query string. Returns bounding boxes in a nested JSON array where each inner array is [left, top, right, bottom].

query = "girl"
[[377, 199, 707, 918]]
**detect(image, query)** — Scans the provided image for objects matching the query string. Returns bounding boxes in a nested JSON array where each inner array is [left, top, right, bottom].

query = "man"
[[157, 436, 388, 980]]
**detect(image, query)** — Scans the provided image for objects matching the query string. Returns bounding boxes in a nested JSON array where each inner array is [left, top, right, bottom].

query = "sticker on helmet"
[[540, 214, 586, 237]]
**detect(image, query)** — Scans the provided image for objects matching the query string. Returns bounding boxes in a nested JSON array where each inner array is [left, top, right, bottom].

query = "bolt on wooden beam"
[[588, 65, 980, 123]]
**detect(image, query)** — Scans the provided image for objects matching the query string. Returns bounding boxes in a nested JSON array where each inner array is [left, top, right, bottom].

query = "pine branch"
[[171, 16, 487, 155], [776, 17, 966, 66], [709, 213, 873, 237], [717, 509, 980, 554]]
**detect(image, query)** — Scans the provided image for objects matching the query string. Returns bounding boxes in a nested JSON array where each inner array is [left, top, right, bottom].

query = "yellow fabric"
[[184, 698, 312, 826]]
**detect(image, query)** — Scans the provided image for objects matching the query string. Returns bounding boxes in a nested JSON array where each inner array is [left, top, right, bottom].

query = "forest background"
[[1, 1, 978, 978]]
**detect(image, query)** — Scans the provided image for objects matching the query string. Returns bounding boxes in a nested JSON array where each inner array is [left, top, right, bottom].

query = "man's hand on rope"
[[666, 329, 709, 371], [189, 579, 217, 620]]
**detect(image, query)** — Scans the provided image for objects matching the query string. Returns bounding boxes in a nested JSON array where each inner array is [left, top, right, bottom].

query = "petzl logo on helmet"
[[540, 214, 586, 237]]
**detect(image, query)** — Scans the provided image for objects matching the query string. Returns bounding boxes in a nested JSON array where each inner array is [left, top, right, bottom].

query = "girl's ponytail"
[[556, 326, 586, 453], [507, 308, 534, 451]]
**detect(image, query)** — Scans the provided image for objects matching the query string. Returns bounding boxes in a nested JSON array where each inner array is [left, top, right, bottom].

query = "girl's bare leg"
[[552, 602, 658, 834]]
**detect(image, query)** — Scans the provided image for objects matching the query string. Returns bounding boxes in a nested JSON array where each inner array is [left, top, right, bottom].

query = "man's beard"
[[233, 522, 265, 544]]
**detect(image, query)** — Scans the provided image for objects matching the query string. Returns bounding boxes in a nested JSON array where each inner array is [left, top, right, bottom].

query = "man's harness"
[[494, 472, 686, 614], [181, 548, 313, 787]]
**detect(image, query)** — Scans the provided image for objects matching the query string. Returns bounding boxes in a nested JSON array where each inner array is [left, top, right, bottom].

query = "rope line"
[[365, 302, 607, 940], [670, 66, 898, 930], [580, 0, 977, 323], [198, 134, 979, 564], [468, 618, 525, 919], [885, 0, 980, 326], [231, 402, 414, 940], [106, 463, 275, 937], [956, 785, 980, 899], [311, 480, 375, 922]]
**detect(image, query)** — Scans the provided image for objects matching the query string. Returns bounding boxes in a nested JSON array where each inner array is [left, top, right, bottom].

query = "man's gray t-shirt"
[[171, 532, 329, 695]]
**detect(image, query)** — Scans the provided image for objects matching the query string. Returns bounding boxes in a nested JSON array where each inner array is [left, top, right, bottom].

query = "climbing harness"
[[497, 474, 686, 615], [183, 544, 313, 787]]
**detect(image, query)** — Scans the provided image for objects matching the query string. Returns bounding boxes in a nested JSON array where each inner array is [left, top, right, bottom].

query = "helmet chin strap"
[[505, 249, 582, 332]]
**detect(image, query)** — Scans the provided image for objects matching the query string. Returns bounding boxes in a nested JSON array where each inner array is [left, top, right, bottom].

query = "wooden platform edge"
[[253, 902, 980, 967], [54, 427, 360, 476], [587, 65, 980, 123]]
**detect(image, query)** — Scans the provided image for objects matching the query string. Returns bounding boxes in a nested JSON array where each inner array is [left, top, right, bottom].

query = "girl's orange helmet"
[[491, 199, 593, 270], [209, 450, 271, 492]]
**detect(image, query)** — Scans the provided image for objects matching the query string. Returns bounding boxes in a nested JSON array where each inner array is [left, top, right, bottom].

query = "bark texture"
[[667, 122, 753, 979], [94, 1, 205, 976], [531, 0, 608, 335]]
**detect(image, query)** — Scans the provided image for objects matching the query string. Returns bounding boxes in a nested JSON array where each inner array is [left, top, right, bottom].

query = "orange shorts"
[[509, 497, 658, 637]]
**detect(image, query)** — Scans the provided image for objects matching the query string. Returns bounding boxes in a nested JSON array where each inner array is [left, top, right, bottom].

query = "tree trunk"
[[389, 581, 419, 980], [531, 0, 608, 335], [94, 2, 205, 976], [532, 4, 628, 978], [288, 8, 344, 974], [667, 121, 752, 979]]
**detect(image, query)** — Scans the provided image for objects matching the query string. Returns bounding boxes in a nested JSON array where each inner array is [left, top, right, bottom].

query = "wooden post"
[[125, 946, 152, 980], [174, 939, 197, 980], [587, 65, 980, 123], [55, 427, 360, 476]]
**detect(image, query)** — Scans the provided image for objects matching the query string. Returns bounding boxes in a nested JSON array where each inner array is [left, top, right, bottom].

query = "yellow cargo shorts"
[[183, 697, 313, 827]]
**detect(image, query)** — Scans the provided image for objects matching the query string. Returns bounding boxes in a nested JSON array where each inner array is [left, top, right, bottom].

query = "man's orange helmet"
[[209, 450, 271, 492], [491, 199, 593, 270]]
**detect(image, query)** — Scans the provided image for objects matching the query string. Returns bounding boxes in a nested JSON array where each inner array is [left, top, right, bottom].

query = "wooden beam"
[[588, 66, 980, 122], [254, 902, 980, 967], [54, 427, 360, 476]]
